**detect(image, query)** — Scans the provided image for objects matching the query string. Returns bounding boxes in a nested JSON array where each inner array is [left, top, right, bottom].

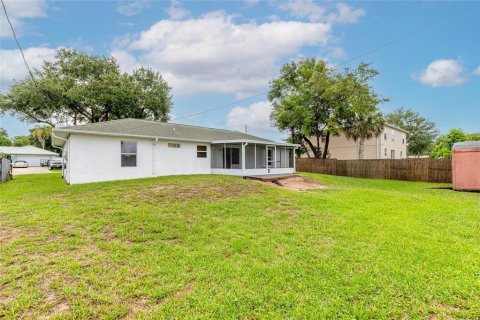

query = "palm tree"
[[31, 125, 52, 149], [344, 111, 385, 159]]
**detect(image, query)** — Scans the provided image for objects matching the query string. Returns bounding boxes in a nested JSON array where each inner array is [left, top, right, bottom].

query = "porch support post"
[[266, 145, 268, 170], [284, 146, 287, 168], [254, 144, 256, 169], [224, 143, 226, 169], [293, 147, 296, 171], [274, 145, 277, 169], [241, 142, 246, 177]]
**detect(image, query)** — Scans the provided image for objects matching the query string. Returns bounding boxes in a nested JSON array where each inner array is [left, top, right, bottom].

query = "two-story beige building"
[[305, 124, 408, 160]]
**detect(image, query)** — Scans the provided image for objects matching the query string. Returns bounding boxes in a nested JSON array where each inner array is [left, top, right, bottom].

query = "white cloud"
[[474, 66, 480, 76], [244, 0, 260, 7], [117, 0, 150, 16], [279, 1, 365, 24], [227, 101, 275, 132], [0, 47, 57, 90], [0, 0, 46, 38], [327, 46, 347, 60], [332, 3, 365, 24], [417, 59, 466, 87], [112, 11, 332, 97], [167, 0, 191, 20]]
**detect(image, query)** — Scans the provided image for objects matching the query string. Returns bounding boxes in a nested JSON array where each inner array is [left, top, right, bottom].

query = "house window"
[[391, 149, 396, 159], [391, 130, 395, 142], [231, 148, 240, 165], [384, 132, 387, 140], [400, 151, 403, 158], [384, 148, 387, 157], [168, 143, 181, 148], [197, 145, 207, 158], [121, 141, 137, 167]]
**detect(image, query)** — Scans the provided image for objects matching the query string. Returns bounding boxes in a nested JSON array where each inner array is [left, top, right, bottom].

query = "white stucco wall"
[[67, 134, 211, 184]]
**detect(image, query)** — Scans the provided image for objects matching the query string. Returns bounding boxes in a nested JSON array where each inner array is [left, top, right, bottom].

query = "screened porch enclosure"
[[211, 142, 296, 176]]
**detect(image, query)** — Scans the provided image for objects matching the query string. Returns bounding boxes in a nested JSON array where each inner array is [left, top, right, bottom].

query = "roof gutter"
[[52, 128, 213, 144], [51, 131, 67, 151]]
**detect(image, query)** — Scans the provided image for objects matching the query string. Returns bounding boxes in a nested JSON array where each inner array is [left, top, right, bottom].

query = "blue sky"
[[1, 0, 479, 141]]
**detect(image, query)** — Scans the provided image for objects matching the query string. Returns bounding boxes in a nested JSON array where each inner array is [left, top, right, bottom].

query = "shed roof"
[[52, 118, 296, 147], [452, 141, 480, 150], [0, 146, 59, 156]]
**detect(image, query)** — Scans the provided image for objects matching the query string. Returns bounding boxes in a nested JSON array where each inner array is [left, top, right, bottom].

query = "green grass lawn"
[[1, 173, 479, 319]]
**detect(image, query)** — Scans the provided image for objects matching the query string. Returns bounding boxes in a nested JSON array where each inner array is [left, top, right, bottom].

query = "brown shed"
[[452, 141, 480, 191]]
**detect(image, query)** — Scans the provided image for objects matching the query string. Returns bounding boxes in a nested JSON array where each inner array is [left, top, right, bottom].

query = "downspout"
[[242, 142, 248, 177], [51, 131, 68, 183]]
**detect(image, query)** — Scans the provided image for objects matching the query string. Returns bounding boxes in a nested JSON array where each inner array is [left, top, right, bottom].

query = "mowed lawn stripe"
[[0, 173, 479, 319]]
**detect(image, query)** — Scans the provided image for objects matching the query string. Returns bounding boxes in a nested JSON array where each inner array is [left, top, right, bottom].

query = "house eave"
[[212, 139, 299, 147], [52, 128, 215, 145]]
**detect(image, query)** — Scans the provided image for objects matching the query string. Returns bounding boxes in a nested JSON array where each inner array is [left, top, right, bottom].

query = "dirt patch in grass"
[[127, 180, 261, 204], [0, 226, 40, 246], [265, 176, 326, 191]]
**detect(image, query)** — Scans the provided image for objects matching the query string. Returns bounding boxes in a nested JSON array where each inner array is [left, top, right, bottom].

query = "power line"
[[171, 4, 473, 122], [171, 91, 267, 121], [1, 0, 39, 87]]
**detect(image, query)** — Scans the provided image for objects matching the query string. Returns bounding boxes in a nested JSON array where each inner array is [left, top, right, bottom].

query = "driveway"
[[13, 167, 56, 175]]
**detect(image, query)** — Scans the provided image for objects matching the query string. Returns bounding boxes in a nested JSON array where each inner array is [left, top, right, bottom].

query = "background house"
[[52, 119, 297, 184], [305, 124, 408, 159], [0, 146, 59, 167]]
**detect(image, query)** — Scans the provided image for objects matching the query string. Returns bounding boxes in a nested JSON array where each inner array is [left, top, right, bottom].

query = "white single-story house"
[[0, 146, 59, 167], [52, 118, 298, 184]]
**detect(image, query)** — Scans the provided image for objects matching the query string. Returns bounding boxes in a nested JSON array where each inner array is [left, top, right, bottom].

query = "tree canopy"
[[13, 135, 30, 147], [269, 58, 386, 158], [0, 128, 12, 146], [385, 107, 438, 156], [431, 129, 467, 159], [1, 49, 172, 126]]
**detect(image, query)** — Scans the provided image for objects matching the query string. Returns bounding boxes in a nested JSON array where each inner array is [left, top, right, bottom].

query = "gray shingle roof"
[[453, 141, 480, 150], [53, 118, 275, 143], [0, 146, 58, 156]]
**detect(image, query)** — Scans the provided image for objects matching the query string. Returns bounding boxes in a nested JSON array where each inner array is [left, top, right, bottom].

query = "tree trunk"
[[303, 137, 318, 158], [358, 139, 365, 159], [323, 132, 330, 159], [316, 132, 321, 158]]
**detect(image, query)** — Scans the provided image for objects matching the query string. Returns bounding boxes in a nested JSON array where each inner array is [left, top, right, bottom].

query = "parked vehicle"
[[48, 158, 63, 170], [12, 160, 29, 168], [40, 159, 49, 167]]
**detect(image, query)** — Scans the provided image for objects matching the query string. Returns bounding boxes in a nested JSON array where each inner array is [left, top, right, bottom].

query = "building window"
[[400, 151, 403, 158], [121, 141, 137, 167], [197, 145, 207, 158], [391, 130, 395, 142], [231, 148, 240, 165], [168, 143, 181, 148], [391, 149, 396, 159], [384, 148, 387, 157], [384, 132, 387, 140]]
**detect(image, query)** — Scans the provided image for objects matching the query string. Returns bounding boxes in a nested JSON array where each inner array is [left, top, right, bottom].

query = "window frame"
[[197, 145, 207, 158], [121, 141, 137, 167]]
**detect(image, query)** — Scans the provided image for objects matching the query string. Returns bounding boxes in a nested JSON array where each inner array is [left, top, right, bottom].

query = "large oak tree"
[[1, 49, 172, 126], [269, 58, 386, 158]]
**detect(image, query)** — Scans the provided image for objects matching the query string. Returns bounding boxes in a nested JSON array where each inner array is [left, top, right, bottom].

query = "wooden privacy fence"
[[297, 158, 452, 183]]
